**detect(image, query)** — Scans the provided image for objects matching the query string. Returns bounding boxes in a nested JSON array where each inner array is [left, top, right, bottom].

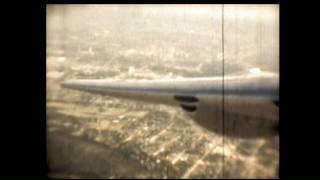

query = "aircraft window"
[[47, 4, 279, 179]]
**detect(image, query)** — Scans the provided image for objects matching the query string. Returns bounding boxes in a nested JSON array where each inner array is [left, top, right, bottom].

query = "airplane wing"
[[61, 71, 279, 138]]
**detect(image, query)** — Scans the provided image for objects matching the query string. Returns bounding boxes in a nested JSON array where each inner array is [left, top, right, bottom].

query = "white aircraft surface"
[[61, 70, 279, 139]]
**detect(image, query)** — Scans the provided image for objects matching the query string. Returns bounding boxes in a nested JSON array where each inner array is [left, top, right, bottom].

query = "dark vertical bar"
[[221, 4, 225, 179]]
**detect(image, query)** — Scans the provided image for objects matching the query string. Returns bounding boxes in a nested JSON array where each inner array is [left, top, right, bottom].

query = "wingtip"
[[60, 80, 72, 88]]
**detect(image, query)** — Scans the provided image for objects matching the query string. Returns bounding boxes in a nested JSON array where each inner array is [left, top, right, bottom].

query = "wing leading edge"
[[61, 73, 278, 105]]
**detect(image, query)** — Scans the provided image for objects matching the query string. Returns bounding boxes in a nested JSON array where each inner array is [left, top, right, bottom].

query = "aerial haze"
[[46, 4, 279, 178]]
